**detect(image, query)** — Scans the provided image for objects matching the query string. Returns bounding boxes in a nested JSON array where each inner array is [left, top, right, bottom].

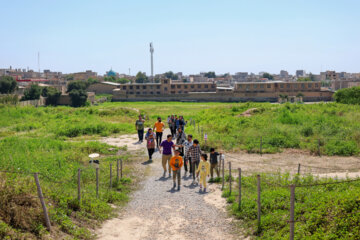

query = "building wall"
[[87, 83, 119, 94]]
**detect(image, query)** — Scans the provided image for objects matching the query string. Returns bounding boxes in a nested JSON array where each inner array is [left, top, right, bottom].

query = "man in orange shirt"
[[153, 117, 165, 149], [170, 149, 184, 191]]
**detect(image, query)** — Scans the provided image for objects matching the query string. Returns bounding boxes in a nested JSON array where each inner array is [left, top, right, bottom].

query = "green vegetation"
[[41, 87, 61, 106], [67, 80, 88, 107], [334, 86, 360, 105], [135, 71, 148, 83], [0, 76, 17, 94], [204, 71, 216, 78], [262, 73, 274, 80], [0, 105, 140, 239], [164, 71, 179, 80], [22, 84, 42, 101], [222, 173, 360, 239], [188, 102, 360, 156], [103, 76, 131, 84]]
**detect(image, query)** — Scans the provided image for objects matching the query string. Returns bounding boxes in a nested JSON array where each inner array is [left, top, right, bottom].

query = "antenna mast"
[[150, 42, 154, 82], [38, 52, 40, 74]]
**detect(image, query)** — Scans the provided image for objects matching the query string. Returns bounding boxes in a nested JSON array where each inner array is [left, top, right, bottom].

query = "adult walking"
[[135, 115, 145, 143], [183, 134, 193, 176], [170, 115, 176, 137], [159, 134, 175, 178], [209, 148, 220, 179], [188, 139, 201, 184], [145, 128, 156, 162], [154, 117, 165, 149], [175, 127, 186, 155]]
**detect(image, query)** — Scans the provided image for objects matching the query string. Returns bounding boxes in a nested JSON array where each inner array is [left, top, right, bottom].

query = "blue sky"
[[1, 0, 359, 75]]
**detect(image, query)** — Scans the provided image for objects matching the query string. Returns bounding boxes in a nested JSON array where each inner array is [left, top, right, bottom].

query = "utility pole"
[[38, 52, 40, 74], [150, 42, 154, 82]]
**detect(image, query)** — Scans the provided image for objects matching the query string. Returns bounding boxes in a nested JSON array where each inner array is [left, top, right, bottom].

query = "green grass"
[[222, 173, 360, 239], [1, 101, 360, 238]]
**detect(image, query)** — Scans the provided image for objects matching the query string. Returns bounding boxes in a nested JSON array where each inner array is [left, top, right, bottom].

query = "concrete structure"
[[280, 70, 289, 79], [296, 70, 305, 78], [87, 82, 120, 94], [107, 79, 333, 102], [331, 80, 360, 90]]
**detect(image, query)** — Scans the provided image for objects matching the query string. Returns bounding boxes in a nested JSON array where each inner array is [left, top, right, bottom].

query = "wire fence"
[[215, 153, 360, 240], [0, 158, 126, 233]]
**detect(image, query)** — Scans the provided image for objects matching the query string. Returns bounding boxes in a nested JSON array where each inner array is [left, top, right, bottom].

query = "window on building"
[[301, 84, 305, 89], [164, 80, 168, 84], [171, 85, 175, 89], [130, 86, 133, 90], [156, 86, 160, 89], [287, 84, 290, 88], [142, 92, 147, 95], [164, 87, 167, 91], [150, 92, 154, 95], [254, 84, 257, 89], [308, 83, 312, 88], [143, 86, 146, 89], [177, 85, 181, 89], [122, 86, 126, 90], [156, 91, 161, 94], [136, 86, 140, 89], [280, 84, 284, 88], [178, 91, 182, 94], [238, 85, 242, 88], [260, 84, 264, 88], [198, 85, 201, 88], [171, 91, 175, 94], [184, 85, 188, 89], [184, 91, 188, 94], [267, 84, 271, 88], [191, 85, 194, 89], [136, 91, 140, 94], [315, 83, 319, 88], [205, 85, 208, 88]]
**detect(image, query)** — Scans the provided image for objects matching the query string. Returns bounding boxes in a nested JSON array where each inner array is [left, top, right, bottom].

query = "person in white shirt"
[[182, 134, 193, 176]]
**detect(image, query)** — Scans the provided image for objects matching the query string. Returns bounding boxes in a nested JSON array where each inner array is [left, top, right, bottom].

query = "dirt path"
[[97, 131, 240, 240]]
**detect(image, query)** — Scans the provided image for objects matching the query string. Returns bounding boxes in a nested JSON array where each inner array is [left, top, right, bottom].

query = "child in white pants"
[[196, 153, 210, 192]]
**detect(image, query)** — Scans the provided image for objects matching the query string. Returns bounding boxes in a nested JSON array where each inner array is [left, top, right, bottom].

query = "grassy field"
[[221, 173, 360, 239], [0, 101, 359, 238]]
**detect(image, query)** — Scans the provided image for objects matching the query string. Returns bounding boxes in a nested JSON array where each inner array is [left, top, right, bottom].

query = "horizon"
[[1, 0, 359, 75]]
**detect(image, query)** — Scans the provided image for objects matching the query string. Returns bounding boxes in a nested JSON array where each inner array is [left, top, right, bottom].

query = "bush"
[[22, 84, 42, 101], [324, 140, 359, 156], [334, 86, 360, 104], [69, 89, 87, 107], [301, 126, 314, 137], [42, 87, 61, 106], [0, 76, 17, 94], [67, 80, 88, 93]]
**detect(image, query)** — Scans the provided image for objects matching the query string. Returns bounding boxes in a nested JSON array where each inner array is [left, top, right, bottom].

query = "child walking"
[[170, 149, 184, 191], [196, 153, 210, 192]]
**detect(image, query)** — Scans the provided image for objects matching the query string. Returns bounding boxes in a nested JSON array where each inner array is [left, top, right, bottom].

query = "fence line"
[[0, 158, 125, 233]]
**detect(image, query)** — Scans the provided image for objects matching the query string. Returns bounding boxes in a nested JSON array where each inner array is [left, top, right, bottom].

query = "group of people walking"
[[135, 115, 221, 192]]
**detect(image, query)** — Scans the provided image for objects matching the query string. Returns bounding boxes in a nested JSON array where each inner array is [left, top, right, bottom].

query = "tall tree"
[[135, 72, 148, 83], [164, 71, 178, 80], [22, 84, 42, 100], [204, 72, 216, 78], [262, 73, 274, 80], [0, 76, 17, 94]]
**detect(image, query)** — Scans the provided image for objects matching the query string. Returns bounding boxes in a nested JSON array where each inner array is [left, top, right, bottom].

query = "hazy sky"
[[1, 0, 359, 75]]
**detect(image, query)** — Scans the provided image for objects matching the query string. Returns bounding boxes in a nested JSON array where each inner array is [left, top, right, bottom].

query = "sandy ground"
[[97, 130, 242, 240], [224, 149, 360, 179]]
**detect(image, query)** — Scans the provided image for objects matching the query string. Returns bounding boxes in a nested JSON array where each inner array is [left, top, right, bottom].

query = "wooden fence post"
[[317, 139, 321, 156], [229, 162, 232, 194], [260, 136, 263, 156], [221, 154, 225, 191], [96, 168, 99, 198], [109, 163, 112, 188], [297, 163, 301, 175], [289, 184, 295, 240], [238, 168, 241, 210], [117, 159, 120, 183], [34, 173, 51, 232], [120, 159, 123, 179], [77, 169, 81, 203], [257, 174, 261, 233]]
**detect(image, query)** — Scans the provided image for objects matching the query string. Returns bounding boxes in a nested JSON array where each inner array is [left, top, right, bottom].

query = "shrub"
[[0, 76, 17, 94], [301, 126, 314, 137], [324, 140, 359, 156], [69, 89, 87, 107], [334, 86, 360, 104], [42, 87, 61, 106], [22, 84, 42, 101]]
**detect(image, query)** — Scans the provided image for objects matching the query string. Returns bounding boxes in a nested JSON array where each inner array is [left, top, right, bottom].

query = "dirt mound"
[[238, 108, 258, 117]]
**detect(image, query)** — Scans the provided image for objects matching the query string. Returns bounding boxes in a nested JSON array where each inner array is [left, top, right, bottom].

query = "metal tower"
[[150, 42, 154, 82]]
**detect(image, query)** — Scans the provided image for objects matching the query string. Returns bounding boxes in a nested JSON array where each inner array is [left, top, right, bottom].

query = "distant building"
[[69, 70, 97, 81], [280, 70, 289, 78], [325, 71, 339, 80], [296, 70, 305, 78]]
